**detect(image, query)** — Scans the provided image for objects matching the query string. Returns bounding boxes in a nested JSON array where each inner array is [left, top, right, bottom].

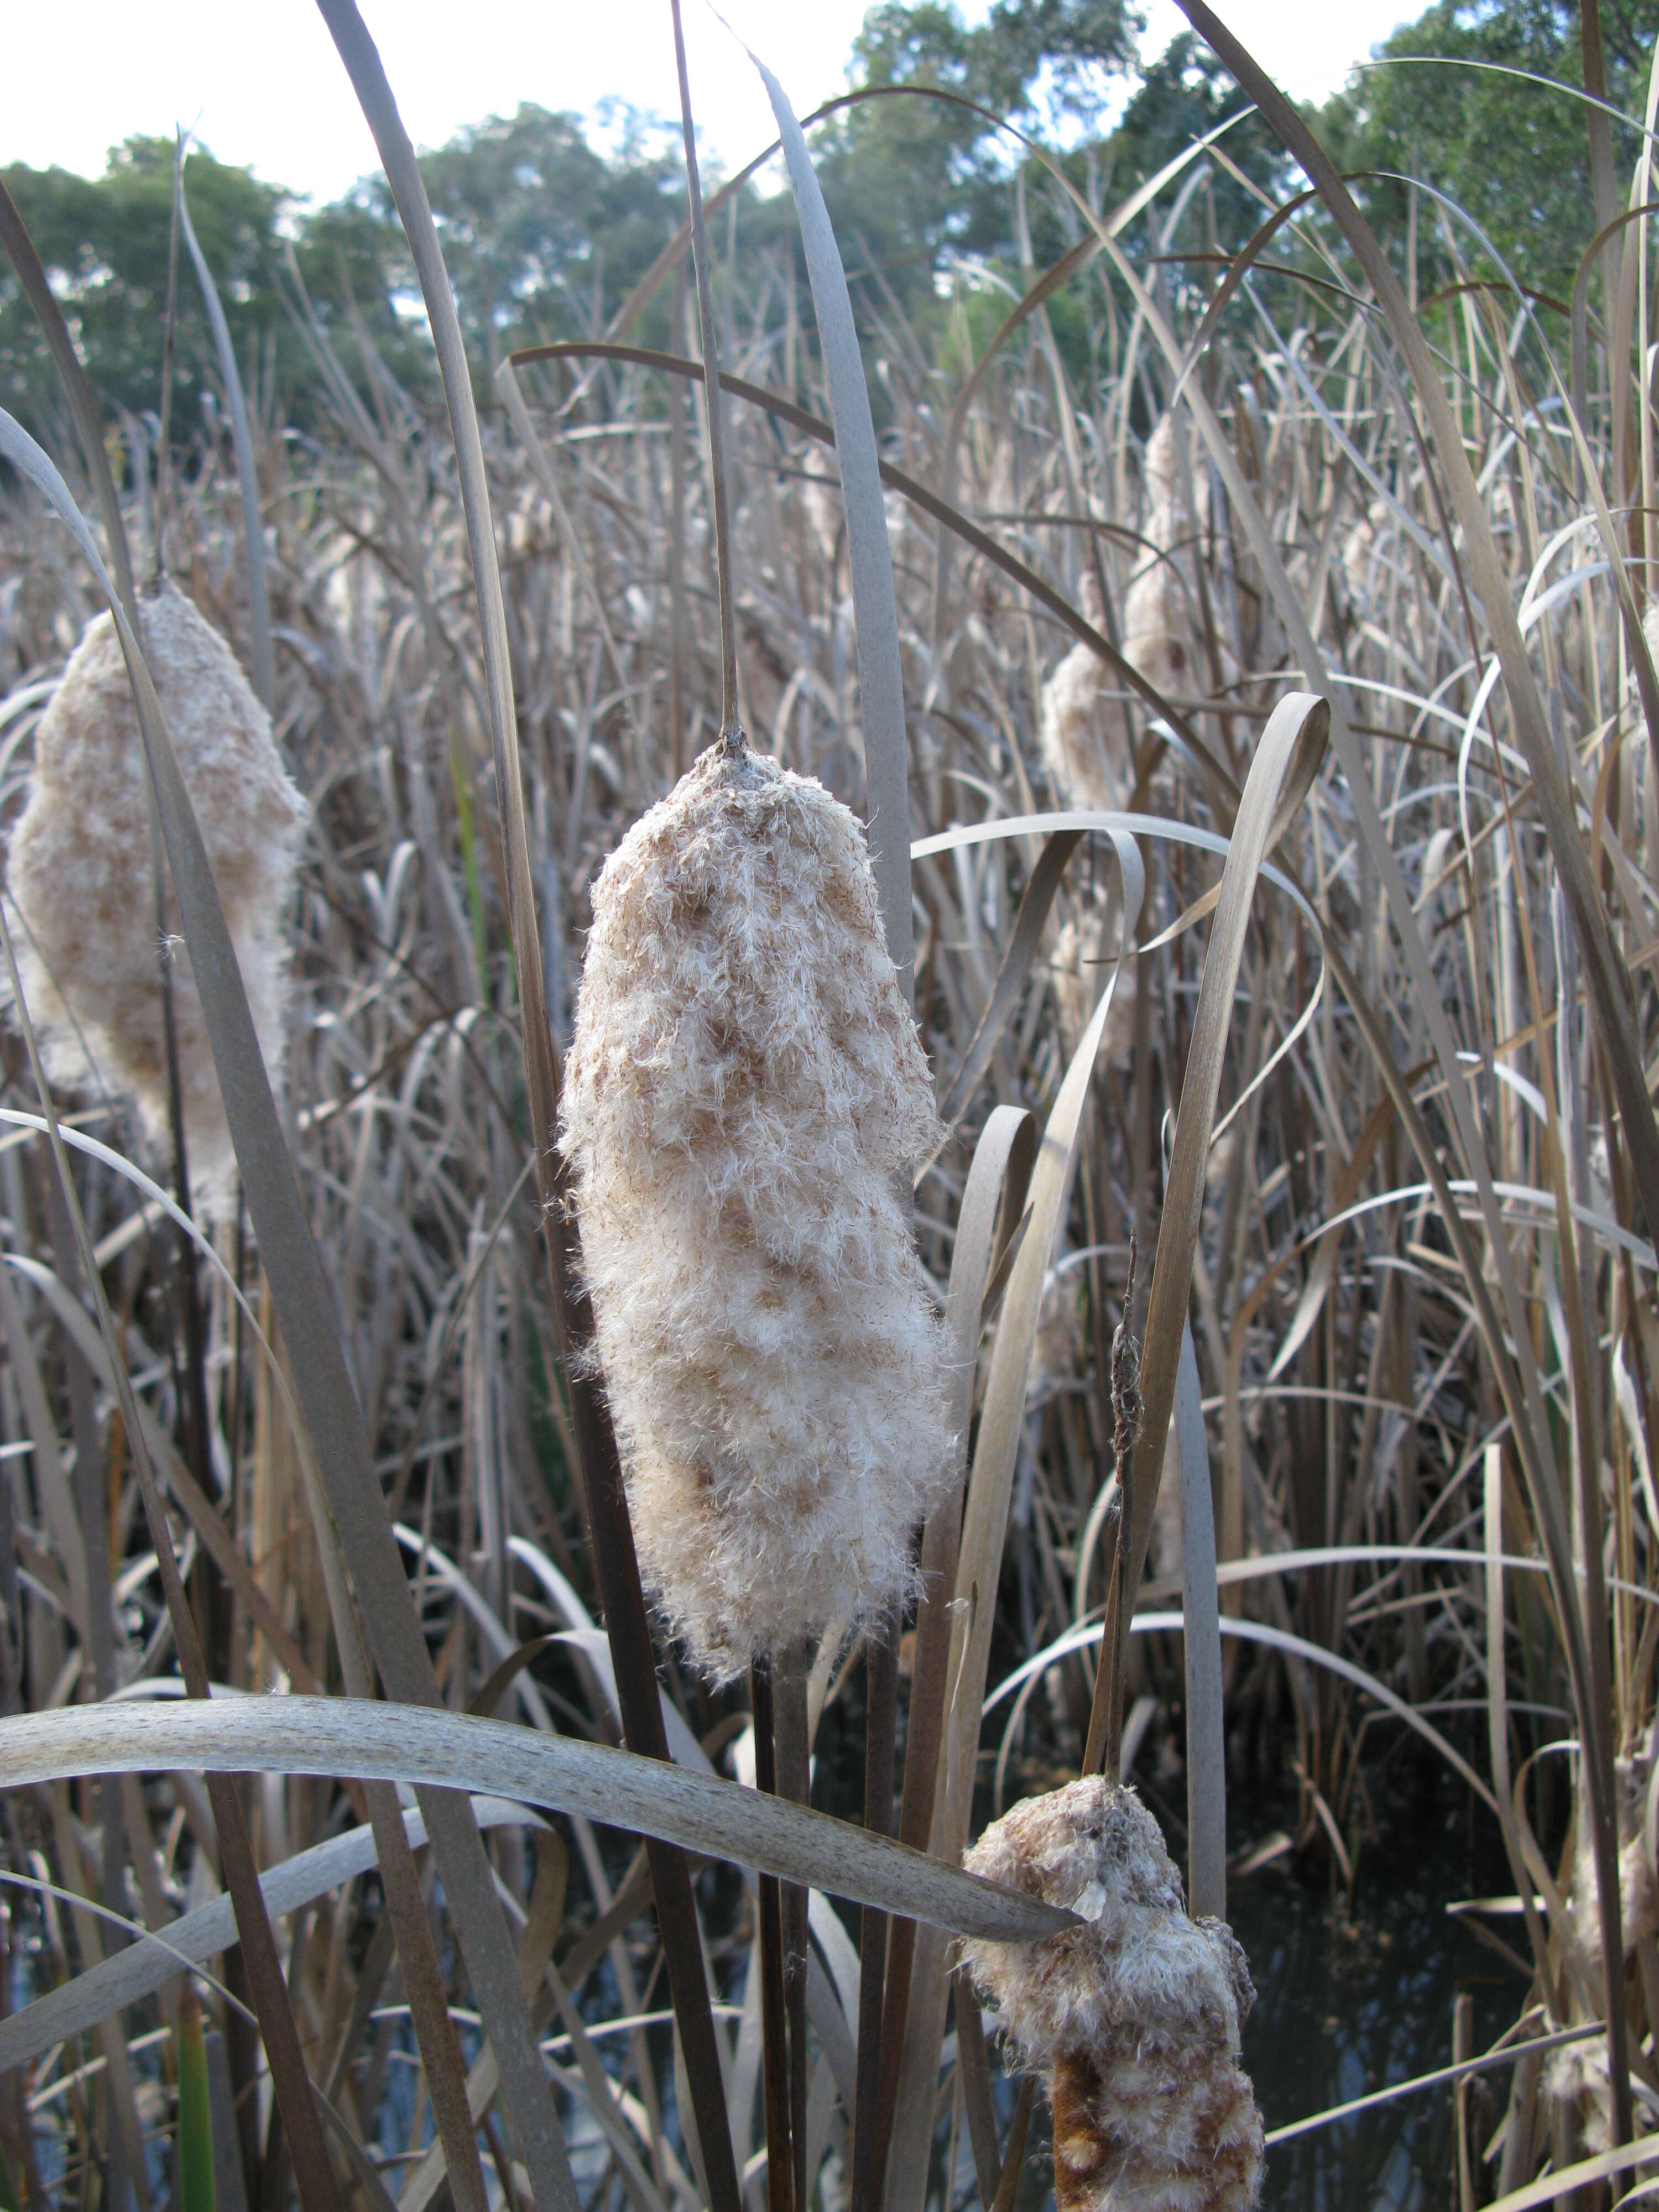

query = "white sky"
[[1, 1, 1417, 208]]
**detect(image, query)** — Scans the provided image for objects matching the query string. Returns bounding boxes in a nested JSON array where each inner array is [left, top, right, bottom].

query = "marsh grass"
[[0, 8, 1656, 2211]]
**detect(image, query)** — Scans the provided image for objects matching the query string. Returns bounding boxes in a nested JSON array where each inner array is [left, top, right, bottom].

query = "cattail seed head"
[[962, 1776, 1264, 2212], [6, 579, 305, 1206], [1040, 591, 1135, 818], [1340, 497, 1390, 604], [559, 739, 952, 1681], [1122, 417, 1199, 703], [1048, 907, 1136, 1071]]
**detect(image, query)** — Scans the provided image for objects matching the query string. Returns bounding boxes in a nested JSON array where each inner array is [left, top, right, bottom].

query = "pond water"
[[1225, 1755, 1520, 2212]]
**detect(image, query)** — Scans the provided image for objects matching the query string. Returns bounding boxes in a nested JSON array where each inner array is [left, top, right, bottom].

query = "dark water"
[[1225, 1756, 1520, 2212]]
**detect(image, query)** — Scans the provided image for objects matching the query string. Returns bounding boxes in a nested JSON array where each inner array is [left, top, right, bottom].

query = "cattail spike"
[[1121, 413, 1212, 707], [560, 739, 951, 1679], [6, 579, 305, 1210], [962, 1776, 1264, 2212]]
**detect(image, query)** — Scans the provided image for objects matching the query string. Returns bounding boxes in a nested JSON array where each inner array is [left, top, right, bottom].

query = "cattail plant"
[[1121, 414, 1202, 701], [962, 1775, 1264, 2212], [1039, 588, 1140, 1066], [559, 734, 952, 1681], [1040, 575, 1136, 816], [1545, 1751, 1659, 2151], [6, 577, 304, 1203]]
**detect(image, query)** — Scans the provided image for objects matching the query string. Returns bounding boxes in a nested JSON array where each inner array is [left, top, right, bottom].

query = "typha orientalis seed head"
[[962, 1775, 1264, 2212], [559, 736, 952, 1681], [6, 577, 305, 1206]]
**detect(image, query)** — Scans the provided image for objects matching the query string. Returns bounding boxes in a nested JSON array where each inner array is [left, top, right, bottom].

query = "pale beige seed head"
[[962, 1776, 1264, 2212], [1048, 909, 1135, 1070], [1340, 497, 1390, 604], [6, 579, 305, 1208], [559, 739, 952, 1681], [1040, 643, 1135, 817], [1123, 414, 1201, 703], [1570, 1752, 1657, 1974], [1121, 561, 1197, 702], [1141, 415, 1184, 552]]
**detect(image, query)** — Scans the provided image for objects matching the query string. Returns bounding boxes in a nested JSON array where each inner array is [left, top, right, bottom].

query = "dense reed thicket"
[[0, 6, 1656, 2210]]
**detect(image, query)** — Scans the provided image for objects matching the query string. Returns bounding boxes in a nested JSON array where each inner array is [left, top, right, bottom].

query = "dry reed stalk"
[[7, 578, 303, 1204], [962, 1776, 1263, 2212], [560, 736, 950, 1679]]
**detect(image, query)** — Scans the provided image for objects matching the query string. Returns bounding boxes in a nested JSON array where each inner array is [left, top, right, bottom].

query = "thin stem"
[[990, 2077, 1036, 2212], [773, 1644, 812, 2212], [1084, 1231, 1141, 1778], [669, 0, 740, 744], [852, 1609, 897, 2212], [0, 901, 342, 2212], [750, 1655, 795, 2212], [152, 137, 185, 582], [668, 258, 690, 776]]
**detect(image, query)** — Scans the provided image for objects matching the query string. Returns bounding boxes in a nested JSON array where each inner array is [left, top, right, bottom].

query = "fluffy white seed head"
[[1121, 562, 1194, 702], [1141, 415, 1184, 542], [1340, 497, 1391, 604], [1048, 909, 1136, 1070], [1040, 642, 1136, 816], [1039, 571, 1134, 816], [1123, 416, 1201, 703], [962, 1776, 1264, 2212], [559, 739, 952, 1681], [6, 580, 305, 1207], [1569, 1753, 1657, 1985]]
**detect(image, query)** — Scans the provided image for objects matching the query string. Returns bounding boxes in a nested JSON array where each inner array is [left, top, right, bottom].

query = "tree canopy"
[[1315, 0, 1659, 312], [0, 0, 1652, 453]]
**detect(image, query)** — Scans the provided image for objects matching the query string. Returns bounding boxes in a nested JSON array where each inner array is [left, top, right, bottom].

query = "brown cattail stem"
[[668, 0, 740, 743], [750, 1655, 795, 2212], [954, 1967, 1002, 2210], [1050, 2047, 1112, 2212], [124, 579, 234, 1692], [773, 1642, 812, 2212], [667, 259, 690, 778], [851, 1609, 898, 2212], [1083, 1233, 1141, 1778]]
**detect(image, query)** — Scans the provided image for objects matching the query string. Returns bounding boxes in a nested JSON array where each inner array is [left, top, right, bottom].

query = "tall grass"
[[0, 9, 1656, 2211]]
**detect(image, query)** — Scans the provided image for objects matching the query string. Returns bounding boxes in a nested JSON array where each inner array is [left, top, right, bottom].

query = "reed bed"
[[0, 9, 1655, 2210]]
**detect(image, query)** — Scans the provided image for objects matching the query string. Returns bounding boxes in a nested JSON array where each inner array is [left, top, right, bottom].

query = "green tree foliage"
[[807, 0, 1137, 333], [0, 139, 291, 441], [394, 103, 687, 367], [20, 0, 1644, 461], [1317, 0, 1659, 313], [1105, 33, 1283, 246], [0, 112, 690, 447], [803, 9, 1285, 415]]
